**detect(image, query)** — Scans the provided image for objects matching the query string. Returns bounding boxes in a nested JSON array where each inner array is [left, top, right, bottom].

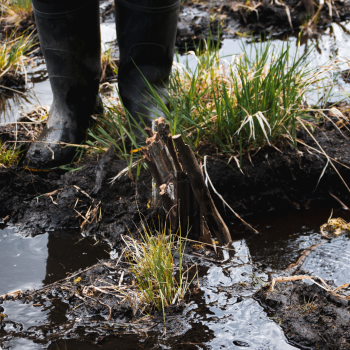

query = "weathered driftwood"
[[176, 170, 202, 237], [173, 134, 232, 246], [155, 118, 182, 172], [154, 118, 202, 237], [143, 119, 231, 246], [142, 131, 177, 229]]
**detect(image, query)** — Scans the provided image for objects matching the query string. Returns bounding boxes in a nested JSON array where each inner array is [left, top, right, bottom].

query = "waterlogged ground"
[[1, 202, 350, 349], [0, 228, 110, 296], [2, 1, 350, 349], [3, 6, 350, 124]]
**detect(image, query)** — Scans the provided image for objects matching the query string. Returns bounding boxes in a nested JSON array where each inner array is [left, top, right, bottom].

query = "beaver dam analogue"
[[2, 0, 350, 349]]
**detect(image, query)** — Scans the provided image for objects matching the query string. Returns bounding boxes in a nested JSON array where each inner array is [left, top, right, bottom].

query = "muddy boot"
[[24, 0, 101, 171], [114, 0, 180, 143]]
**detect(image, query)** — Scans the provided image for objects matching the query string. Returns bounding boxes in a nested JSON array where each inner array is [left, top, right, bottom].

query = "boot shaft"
[[114, 0, 181, 83]]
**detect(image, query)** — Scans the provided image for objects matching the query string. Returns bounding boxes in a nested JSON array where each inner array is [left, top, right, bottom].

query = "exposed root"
[[270, 275, 350, 299]]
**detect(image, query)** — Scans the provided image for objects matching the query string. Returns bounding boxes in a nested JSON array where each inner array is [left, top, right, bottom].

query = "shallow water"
[[2, 201, 350, 348], [303, 234, 350, 287], [2, 3, 350, 348], [0, 227, 110, 349], [0, 227, 110, 295], [2, 12, 350, 124]]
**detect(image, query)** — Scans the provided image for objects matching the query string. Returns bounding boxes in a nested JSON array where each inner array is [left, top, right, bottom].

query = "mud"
[[230, 0, 350, 32], [1, 106, 350, 239], [257, 281, 350, 349], [0, 72, 25, 90], [0, 16, 35, 38], [206, 107, 350, 218], [0, 153, 152, 248]]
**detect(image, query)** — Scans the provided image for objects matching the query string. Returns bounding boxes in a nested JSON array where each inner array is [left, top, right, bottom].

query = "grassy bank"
[[88, 38, 335, 159]]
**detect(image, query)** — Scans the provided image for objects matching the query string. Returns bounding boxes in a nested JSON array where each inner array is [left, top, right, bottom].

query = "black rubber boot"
[[24, 0, 101, 171], [114, 0, 181, 142]]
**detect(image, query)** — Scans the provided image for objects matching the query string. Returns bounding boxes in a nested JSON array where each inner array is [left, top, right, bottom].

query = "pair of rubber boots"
[[24, 0, 180, 171]]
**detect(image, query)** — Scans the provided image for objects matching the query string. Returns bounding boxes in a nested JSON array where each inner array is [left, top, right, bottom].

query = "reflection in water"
[[0, 228, 109, 295], [0, 228, 47, 295], [0, 228, 109, 349], [0, 60, 51, 125], [195, 240, 297, 349], [303, 235, 350, 287], [3, 21, 350, 125], [0, 90, 35, 125]]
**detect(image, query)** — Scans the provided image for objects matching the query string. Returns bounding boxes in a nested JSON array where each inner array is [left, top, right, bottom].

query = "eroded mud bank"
[[1, 113, 350, 238]]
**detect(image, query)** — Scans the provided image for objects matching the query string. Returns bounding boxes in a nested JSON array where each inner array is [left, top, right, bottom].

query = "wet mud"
[[0, 149, 152, 247], [206, 116, 350, 218], [257, 281, 350, 349], [233, 0, 350, 32], [1, 107, 350, 238], [0, 72, 25, 91], [0, 16, 35, 38]]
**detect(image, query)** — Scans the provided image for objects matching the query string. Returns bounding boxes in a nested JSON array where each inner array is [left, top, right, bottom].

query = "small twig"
[[297, 117, 350, 194], [118, 271, 125, 286], [328, 190, 349, 210], [203, 156, 258, 234], [97, 299, 113, 321]]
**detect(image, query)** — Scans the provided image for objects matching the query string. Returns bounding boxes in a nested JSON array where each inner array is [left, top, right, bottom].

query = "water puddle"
[[3, 8, 350, 125], [234, 204, 344, 270], [2, 203, 350, 348], [0, 227, 110, 296], [303, 234, 350, 287]]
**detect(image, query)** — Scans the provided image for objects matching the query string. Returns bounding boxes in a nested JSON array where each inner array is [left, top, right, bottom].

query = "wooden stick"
[[146, 133, 174, 183], [142, 148, 162, 186], [173, 134, 232, 245], [155, 118, 182, 172]]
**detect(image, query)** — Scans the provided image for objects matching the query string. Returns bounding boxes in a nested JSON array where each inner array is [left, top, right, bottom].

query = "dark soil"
[[0, 148, 152, 247], [256, 281, 350, 349], [229, 0, 350, 32], [206, 125, 350, 219], [183, 0, 350, 35], [1, 106, 350, 238], [2, 106, 350, 348], [0, 72, 25, 90]]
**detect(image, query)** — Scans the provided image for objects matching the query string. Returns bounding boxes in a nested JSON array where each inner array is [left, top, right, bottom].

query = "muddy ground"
[[1, 108, 350, 348], [1, 106, 350, 239], [257, 280, 350, 349]]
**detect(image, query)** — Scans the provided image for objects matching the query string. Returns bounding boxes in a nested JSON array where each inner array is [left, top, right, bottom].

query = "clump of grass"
[[0, 141, 22, 167], [0, 0, 33, 27], [145, 38, 334, 154], [0, 31, 35, 87], [88, 37, 335, 158], [122, 222, 195, 327], [100, 46, 118, 82], [87, 93, 146, 156]]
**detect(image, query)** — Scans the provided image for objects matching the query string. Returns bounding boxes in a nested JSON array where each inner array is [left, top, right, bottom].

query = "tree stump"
[[142, 118, 232, 246]]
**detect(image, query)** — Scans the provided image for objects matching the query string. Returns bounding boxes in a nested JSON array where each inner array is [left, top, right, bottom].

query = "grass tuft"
[[144, 37, 334, 154], [0, 141, 22, 167], [100, 46, 118, 82], [122, 222, 195, 327], [0, 0, 33, 27], [0, 30, 35, 86], [89, 38, 335, 159]]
